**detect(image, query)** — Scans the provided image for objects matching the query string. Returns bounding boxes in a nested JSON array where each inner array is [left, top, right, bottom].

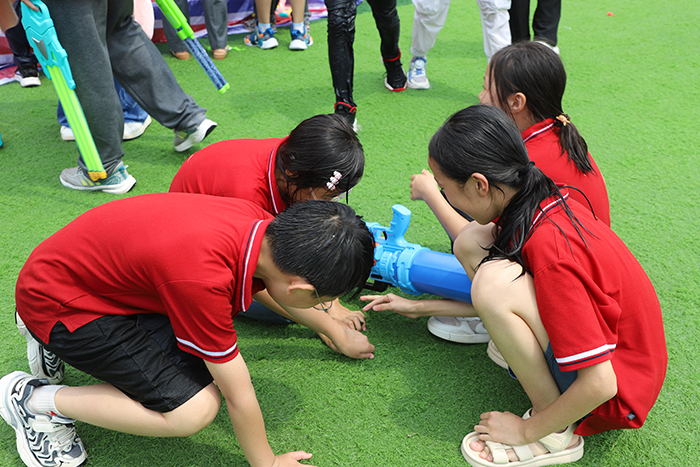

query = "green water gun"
[[21, 0, 106, 181]]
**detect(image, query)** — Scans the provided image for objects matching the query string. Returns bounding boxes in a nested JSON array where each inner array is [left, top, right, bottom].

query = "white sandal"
[[461, 424, 584, 466]]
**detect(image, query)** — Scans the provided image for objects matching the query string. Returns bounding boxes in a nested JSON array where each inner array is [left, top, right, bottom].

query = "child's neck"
[[513, 109, 539, 133]]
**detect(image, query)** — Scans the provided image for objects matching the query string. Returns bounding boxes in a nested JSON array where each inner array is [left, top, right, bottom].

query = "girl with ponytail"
[[363, 105, 666, 467], [408, 40, 611, 346], [479, 40, 610, 226], [169, 114, 370, 357]]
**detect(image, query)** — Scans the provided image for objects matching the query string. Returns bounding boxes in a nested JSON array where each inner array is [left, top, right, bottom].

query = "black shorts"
[[36, 314, 214, 413]]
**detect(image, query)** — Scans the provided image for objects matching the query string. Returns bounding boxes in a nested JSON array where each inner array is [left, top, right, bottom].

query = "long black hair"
[[429, 105, 583, 273], [265, 201, 374, 298], [276, 114, 364, 205], [488, 41, 593, 173]]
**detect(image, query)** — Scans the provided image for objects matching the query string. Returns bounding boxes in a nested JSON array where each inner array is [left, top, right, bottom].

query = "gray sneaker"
[[0, 371, 87, 467], [173, 118, 217, 152], [59, 161, 136, 194], [16, 312, 64, 385]]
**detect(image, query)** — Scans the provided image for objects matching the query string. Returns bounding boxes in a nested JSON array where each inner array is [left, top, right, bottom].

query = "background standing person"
[[162, 0, 230, 59], [407, 0, 511, 90], [326, 0, 407, 128], [509, 0, 561, 53], [42, 0, 216, 194]]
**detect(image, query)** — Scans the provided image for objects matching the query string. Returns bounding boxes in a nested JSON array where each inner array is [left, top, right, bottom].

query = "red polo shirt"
[[523, 119, 611, 226], [15, 193, 272, 363], [169, 138, 287, 215], [523, 192, 666, 435]]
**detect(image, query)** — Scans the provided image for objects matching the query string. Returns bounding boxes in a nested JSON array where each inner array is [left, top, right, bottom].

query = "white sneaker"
[[60, 126, 75, 141], [123, 115, 152, 141], [60, 115, 152, 142], [16, 312, 65, 385], [0, 371, 87, 467], [289, 27, 313, 50], [173, 118, 217, 152], [407, 56, 430, 90], [535, 40, 560, 55], [487, 339, 508, 369], [427, 316, 490, 344]]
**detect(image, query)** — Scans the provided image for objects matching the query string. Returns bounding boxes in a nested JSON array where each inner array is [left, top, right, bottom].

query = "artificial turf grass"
[[1, 0, 700, 465]]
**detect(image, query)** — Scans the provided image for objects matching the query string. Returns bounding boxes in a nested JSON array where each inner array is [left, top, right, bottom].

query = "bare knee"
[[471, 260, 520, 315], [165, 383, 220, 436]]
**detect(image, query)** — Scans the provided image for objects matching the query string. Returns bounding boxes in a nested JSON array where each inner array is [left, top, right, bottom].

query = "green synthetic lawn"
[[1, 0, 699, 465]]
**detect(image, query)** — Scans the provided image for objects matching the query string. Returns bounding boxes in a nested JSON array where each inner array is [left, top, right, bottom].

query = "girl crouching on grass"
[[363, 105, 666, 466], [409, 41, 611, 345]]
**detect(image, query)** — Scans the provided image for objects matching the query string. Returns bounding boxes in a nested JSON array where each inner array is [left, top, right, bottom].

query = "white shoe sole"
[[289, 39, 308, 50], [427, 317, 491, 344], [407, 79, 430, 90], [59, 172, 136, 195], [123, 115, 152, 141], [16, 76, 41, 87], [487, 340, 509, 368], [174, 119, 217, 152]]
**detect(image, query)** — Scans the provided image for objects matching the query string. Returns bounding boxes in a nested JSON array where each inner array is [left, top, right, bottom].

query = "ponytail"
[[553, 114, 592, 173], [489, 42, 594, 174], [430, 105, 584, 275]]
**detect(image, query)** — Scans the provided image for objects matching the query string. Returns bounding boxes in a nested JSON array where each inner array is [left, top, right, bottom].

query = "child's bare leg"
[[255, 0, 273, 24], [471, 259, 558, 408], [55, 382, 220, 437], [469, 259, 580, 462], [289, 0, 305, 24]]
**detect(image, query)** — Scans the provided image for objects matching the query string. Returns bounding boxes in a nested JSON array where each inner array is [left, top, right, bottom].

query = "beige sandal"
[[461, 424, 584, 466]]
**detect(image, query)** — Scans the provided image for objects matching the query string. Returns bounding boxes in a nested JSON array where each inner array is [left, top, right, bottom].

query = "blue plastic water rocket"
[[365, 204, 472, 303]]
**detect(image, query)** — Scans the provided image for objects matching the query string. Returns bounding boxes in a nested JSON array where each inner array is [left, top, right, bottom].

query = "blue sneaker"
[[244, 27, 279, 50], [289, 27, 313, 51], [59, 161, 136, 194], [407, 56, 430, 90], [0, 371, 87, 467]]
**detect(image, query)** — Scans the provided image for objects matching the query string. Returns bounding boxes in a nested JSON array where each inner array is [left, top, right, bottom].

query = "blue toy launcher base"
[[365, 204, 472, 303]]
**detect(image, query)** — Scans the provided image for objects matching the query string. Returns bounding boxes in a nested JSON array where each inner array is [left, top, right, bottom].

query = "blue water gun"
[[21, 0, 106, 181], [365, 205, 472, 303], [154, 0, 230, 94]]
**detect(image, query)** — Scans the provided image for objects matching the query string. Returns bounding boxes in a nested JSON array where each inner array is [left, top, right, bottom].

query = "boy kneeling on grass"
[[1, 195, 374, 467]]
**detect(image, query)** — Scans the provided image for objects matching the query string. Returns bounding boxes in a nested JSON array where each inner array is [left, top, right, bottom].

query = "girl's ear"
[[471, 173, 490, 197], [508, 92, 528, 114]]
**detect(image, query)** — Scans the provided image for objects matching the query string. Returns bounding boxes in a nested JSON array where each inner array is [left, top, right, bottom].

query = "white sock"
[[258, 23, 271, 33], [26, 385, 71, 419], [292, 22, 304, 33]]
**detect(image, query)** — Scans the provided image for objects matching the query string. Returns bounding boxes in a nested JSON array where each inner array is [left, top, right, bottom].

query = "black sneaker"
[[383, 52, 407, 92], [0, 371, 87, 467], [334, 102, 359, 132], [15, 64, 41, 88]]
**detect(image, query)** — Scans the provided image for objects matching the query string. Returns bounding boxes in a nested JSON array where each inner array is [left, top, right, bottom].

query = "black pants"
[[4, 1, 39, 68], [509, 0, 561, 46], [324, 0, 401, 106]]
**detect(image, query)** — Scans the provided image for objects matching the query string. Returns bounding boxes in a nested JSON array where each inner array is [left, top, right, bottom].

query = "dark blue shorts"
[[36, 314, 214, 413], [508, 343, 578, 394]]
